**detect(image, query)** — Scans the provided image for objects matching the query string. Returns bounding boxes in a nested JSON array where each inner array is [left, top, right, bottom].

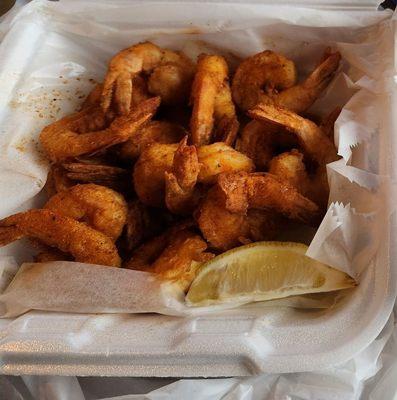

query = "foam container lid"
[[0, 0, 396, 377]]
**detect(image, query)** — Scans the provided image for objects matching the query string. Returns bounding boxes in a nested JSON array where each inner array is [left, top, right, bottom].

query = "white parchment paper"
[[0, 0, 394, 319]]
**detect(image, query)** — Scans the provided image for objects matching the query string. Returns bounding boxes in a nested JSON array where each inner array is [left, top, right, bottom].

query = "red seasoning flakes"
[[8, 76, 98, 120]]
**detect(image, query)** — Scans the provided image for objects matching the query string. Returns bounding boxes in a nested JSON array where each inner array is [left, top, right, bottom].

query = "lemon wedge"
[[186, 241, 355, 306]]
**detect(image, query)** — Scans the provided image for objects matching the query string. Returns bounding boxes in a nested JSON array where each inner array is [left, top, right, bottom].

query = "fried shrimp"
[[165, 137, 201, 215], [272, 51, 341, 114], [147, 49, 195, 105], [212, 84, 240, 146], [84, 75, 150, 113], [232, 49, 340, 112], [190, 54, 238, 146], [124, 220, 197, 270], [196, 186, 280, 251], [133, 143, 178, 207], [44, 184, 128, 241], [232, 50, 297, 112], [72, 105, 114, 134], [248, 104, 338, 166], [236, 118, 300, 171], [218, 171, 318, 222], [196, 142, 255, 184], [249, 104, 339, 208], [119, 120, 187, 161], [125, 227, 213, 291], [151, 229, 214, 291], [197, 171, 318, 250], [101, 42, 194, 114], [236, 120, 278, 170], [40, 97, 160, 162], [133, 141, 254, 207], [0, 209, 121, 267], [269, 150, 310, 195]]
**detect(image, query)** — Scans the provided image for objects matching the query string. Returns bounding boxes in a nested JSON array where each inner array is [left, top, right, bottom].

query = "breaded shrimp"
[[190, 54, 238, 146], [250, 104, 339, 208], [119, 120, 187, 161], [151, 229, 214, 291], [125, 227, 213, 291], [269, 150, 310, 195], [217, 171, 318, 222], [197, 142, 255, 184], [133, 143, 178, 207], [44, 184, 128, 241], [272, 51, 341, 114], [65, 105, 112, 135], [78, 87, 119, 133], [130, 75, 151, 107], [197, 171, 318, 250], [124, 220, 196, 270], [0, 209, 121, 267], [236, 119, 300, 171], [165, 137, 201, 215], [83, 75, 150, 113], [248, 104, 338, 166], [133, 141, 254, 207], [40, 97, 160, 162], [147, 49, 195, 105], [124, 233, 168, 271], [212, 80, 239, 146], [101, 42, 194, 114], [121, 204, 186, 255], [196, 186, 280, 251], [232, 50, 297, 112], [232, 49, 340, 112], [236, 120, 278, 170]]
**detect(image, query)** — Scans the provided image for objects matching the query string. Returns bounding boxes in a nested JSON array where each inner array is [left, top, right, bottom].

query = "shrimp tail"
[[248, 172, 319, 224], [269, 150, 310, 195], [81, 96, 161, 157], [63, 162, 128, 183], [217, 171, 249, 214], [270, 51, 341, 113], [248, 103, 338, 165], [172, 137, 199, 191], [248, 103, 304, 131], [108, 96, 160, 135], [165, 137, 200, 215], [305, 51, 341, 92]]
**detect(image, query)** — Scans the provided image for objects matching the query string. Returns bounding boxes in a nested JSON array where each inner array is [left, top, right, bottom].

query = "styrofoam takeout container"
[[0, 0, 396, 376]]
